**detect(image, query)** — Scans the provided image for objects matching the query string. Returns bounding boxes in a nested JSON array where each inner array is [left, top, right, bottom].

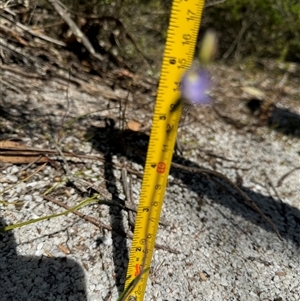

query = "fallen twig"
[[43, 194, 114, 232], [0, 145, 143, 177], [277, 166, 300, 187], [43, 195, 179, 254], [121, 167, 137, 230], [0, 11, 66, 46], [46, 0, 103, 61]]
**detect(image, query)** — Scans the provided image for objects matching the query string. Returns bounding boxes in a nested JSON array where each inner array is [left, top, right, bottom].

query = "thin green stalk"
[[0, 195, 99, 232]]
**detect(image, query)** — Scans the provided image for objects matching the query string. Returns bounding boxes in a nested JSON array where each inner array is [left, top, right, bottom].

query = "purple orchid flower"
[[181, 68, 211, 106]]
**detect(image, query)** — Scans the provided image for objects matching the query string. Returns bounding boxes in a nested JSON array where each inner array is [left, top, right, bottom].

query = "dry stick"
[[223, 19, 251, 59], [263, 171, 282, 202], [19, 155, 45, 172], [0, 64, 41, 79], [46, 0, 103, 62], [171, 162, 283, 241], [1, 62, 121, 100], [277, 166, 300, 187], [0, 146, 143, 178], [0, 12, 66, 47], [42, 195, 179, 254], [0, 23, 28, 45], [0, 1, 14, 10], [0, 146, 108, 165], [43, 194, 113, 231], [121, 167, 136, 229]]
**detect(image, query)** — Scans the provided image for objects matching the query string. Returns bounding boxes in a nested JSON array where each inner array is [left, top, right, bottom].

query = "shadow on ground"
[[1, 96, 300, 297], [247, 98, 300, 136], [0, 218, 87, 301], [87, 118, 300, 253]]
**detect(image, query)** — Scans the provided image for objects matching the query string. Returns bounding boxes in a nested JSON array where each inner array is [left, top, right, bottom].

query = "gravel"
[[0, 63, 300, 301]]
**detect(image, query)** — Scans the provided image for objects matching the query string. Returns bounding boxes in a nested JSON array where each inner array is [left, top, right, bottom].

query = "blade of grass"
[[116, 267, 150, 301], [0, 194, 99, 232]]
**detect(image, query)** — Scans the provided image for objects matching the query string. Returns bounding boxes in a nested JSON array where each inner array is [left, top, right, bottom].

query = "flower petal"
[[181, 68, 211, 105]]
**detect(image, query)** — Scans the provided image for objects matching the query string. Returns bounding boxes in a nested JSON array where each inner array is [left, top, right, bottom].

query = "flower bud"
[[199, 30, 217, 65]]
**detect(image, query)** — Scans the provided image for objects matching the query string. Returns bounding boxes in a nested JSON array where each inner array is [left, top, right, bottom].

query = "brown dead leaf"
[[199, 271, 207, 281], [0, 140, 49, 164], [127, 120, 142, 132], [0, 155, 49, 164], [58, 244, 70, 255], [0, 140, 23, 148], [275, 271, 287, 277]]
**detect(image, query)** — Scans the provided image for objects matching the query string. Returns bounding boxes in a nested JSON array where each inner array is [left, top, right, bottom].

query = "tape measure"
[[124, 0, 205, 300]]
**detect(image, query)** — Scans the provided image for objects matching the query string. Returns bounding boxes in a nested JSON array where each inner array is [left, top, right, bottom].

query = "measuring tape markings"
[[124, 0, 205, 300]]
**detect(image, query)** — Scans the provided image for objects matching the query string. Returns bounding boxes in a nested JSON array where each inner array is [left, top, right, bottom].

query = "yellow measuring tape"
[[124, 0, 205, 300]]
